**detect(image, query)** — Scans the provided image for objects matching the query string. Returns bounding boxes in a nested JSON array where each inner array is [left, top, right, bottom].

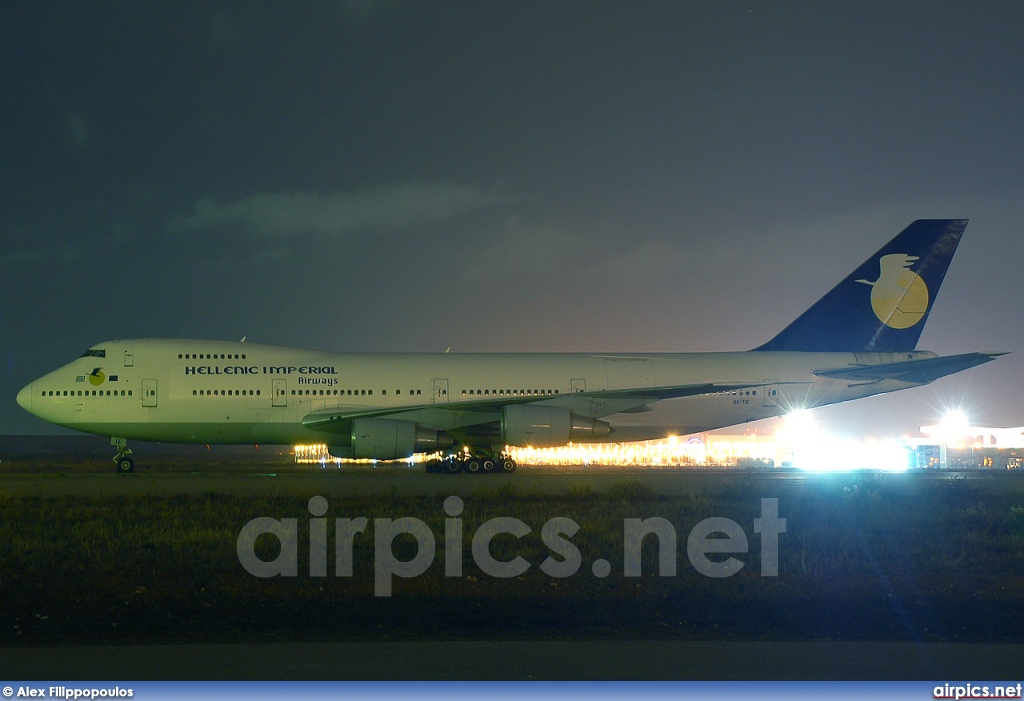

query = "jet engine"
[[350, 418, 453, 459], [501, 405, 611, 447]]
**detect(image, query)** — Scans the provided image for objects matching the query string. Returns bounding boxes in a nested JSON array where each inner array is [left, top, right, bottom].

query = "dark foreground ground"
[[2, 436, 1023, 679], [6, 640, 1024, 680]]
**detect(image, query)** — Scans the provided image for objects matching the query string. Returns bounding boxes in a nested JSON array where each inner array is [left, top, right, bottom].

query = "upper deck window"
[[79, 349, 106, 358]]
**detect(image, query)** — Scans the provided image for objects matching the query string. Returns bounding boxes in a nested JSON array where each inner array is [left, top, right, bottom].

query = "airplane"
[[16, 219, 1003, 474]]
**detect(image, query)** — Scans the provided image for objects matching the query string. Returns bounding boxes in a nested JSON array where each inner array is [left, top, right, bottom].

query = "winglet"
[[755, 219, 967, 352]]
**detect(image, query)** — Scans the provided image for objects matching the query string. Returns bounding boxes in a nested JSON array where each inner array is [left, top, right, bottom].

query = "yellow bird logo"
[[88, 368, 106, 386], [856, 254, 930, 329]]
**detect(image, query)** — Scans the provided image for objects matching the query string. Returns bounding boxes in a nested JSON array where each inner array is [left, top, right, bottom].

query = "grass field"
[[2, 472, 1024, 645]]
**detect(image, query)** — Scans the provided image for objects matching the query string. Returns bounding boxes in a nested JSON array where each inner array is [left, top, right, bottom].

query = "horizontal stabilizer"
[[814, 352, 1006, 384]]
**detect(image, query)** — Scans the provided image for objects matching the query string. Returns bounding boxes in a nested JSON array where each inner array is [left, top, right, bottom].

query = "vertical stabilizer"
[[755, 219, 967, 352]]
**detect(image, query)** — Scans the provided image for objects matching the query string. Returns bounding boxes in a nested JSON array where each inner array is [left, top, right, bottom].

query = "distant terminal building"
[[912, 424, 1024, 470]]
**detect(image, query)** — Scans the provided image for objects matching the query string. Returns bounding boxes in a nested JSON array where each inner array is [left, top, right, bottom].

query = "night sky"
[[3, 1, 1022, 438]]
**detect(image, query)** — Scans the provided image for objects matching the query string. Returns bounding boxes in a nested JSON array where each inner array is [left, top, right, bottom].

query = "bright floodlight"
[[942, 409, 969, 429], [937, 409, 971, 447], [783, 409, 815, 434], [941, 409, 970, 437], [776, 409, 910, 472]]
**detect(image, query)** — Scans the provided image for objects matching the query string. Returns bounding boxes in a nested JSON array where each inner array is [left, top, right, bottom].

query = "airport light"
[[776, 409, 910, 472], [937, 409, 972, 448], [296, 421, 915, 471], [942, 410, 969, 432]]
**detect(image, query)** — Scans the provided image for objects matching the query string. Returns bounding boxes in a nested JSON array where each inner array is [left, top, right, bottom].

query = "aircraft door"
[[432, 378, 449, 403], [272, 379, 288, 407], [123, 350, 134, 367], [571, 378, 587, 393], [142, 379, 157, 407], [762, 381, 779, 408]]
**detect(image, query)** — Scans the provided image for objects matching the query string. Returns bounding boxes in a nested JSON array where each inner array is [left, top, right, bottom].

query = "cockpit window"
[[79, 349, 106, 358]]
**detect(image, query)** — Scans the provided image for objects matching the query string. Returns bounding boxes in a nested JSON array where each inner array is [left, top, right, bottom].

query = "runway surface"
[[0, 469, 769, 497], [0, 465, 1021, 498]]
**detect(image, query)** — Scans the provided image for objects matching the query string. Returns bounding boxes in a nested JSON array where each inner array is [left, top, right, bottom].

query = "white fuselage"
[[17, 339, 931, 447]]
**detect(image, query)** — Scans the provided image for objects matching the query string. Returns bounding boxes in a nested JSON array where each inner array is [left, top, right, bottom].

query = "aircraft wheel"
[[500, 458, 517, 474], [463, 458, 482, 474], [444, 458, 463, 474], [116, 456, 135, 474], [425, 459, 441, 474], [482, 458, 497, 474]]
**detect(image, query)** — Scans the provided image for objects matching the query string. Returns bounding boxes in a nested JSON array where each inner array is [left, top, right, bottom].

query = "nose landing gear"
[[111, 437, 135, 474]]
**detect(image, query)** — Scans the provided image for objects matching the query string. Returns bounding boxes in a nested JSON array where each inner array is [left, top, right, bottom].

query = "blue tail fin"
[[755, 219, 967, 352]]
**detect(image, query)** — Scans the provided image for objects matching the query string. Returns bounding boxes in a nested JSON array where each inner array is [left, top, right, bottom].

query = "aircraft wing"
[[814, 352, 1005, 384], [300, 380, 764, 434]]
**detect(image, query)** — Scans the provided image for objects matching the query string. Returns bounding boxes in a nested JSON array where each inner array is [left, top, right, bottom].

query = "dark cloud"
[[181, 183, 510, 240]]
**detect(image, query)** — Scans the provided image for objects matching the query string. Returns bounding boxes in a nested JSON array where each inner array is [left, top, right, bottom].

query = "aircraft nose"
[[16, 383, 32, 413]]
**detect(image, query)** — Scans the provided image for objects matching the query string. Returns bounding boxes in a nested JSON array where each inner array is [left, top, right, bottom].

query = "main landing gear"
[[425, 453, 517, 475], [112, 437, 135, 474]]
